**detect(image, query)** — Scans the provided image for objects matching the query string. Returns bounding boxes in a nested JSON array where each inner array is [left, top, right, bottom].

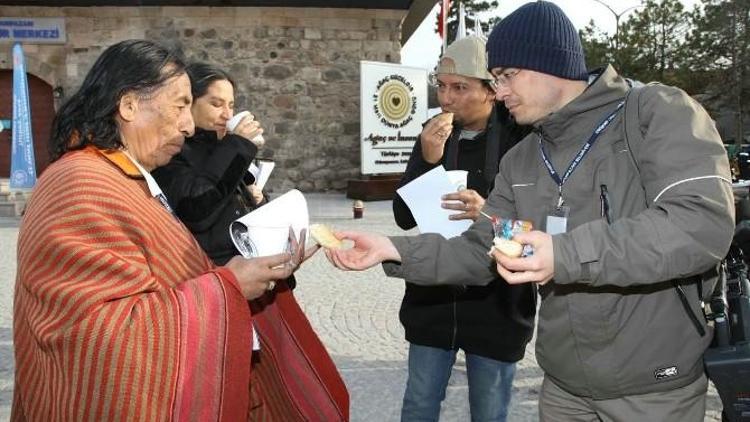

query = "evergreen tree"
[[579, 19, 613, 70], [684, 0, 750, 144], [618, 0, 690, 85]]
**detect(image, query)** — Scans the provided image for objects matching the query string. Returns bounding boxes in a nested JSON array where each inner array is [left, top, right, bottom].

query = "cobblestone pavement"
[[0, 195, 723, 421]]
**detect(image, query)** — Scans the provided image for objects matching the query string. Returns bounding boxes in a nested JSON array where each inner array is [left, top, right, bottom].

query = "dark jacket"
[[392, 103, 536, 362], [152, 128, 265, 265]]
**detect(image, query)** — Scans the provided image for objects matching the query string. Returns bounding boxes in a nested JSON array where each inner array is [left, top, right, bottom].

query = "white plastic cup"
[[226, 110, 265, 145]]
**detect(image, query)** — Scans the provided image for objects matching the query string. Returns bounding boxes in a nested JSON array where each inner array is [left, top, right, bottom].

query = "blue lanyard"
[[538, 101, 624, 208]]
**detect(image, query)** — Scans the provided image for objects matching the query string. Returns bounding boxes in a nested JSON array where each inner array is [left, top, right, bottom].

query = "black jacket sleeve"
[[392, 136, 440, 230], [152, 134, 258, 231]]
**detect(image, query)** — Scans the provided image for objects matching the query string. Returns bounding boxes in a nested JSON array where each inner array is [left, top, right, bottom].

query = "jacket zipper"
[[600, 184, 612, 224], [450, 290, 458, 349]]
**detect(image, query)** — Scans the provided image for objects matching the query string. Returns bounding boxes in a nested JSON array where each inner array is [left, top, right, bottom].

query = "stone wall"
[[0, 6, 406, 191]]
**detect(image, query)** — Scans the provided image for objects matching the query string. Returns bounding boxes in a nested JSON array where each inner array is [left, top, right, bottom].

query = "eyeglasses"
[[493, 68, 522, 88]]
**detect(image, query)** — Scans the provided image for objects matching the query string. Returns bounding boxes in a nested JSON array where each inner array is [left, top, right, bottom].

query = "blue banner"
[[10, 42, 36, 190]]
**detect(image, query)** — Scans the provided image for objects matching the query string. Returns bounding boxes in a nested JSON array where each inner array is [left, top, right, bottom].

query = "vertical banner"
[[360, 61, 427, 175], [10, 42, 36, 190]]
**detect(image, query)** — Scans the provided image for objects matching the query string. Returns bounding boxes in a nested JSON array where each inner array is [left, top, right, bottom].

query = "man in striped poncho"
[[12, 40, 348, 421]]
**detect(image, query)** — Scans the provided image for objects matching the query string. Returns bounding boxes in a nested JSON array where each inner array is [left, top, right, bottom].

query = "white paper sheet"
[[229, 189, 308, 257], [396, 165, 472, 239], [248, 160, 275, 190], [446, 170, 468, 191]]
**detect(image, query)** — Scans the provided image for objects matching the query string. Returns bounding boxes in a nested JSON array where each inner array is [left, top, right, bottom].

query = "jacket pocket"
[[591, 139, 647, 223]]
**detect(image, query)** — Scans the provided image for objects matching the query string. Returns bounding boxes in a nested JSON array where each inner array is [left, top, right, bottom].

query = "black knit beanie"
[[487, 1, 588, 81]]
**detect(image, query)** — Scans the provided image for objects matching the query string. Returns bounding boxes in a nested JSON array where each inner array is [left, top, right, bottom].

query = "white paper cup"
[[226, 110, 250, 132], [227, 110, 265, 145]]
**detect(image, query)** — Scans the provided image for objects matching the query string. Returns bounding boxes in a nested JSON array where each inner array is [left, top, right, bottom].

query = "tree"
[[617, 0, 690, 85], [579, 19, 614, 70], [684, 0, 750, 144]]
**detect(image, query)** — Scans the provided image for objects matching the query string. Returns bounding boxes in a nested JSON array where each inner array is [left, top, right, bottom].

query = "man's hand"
[[420, 112, 454, 164], [492, 230, 554, 285], [324, 230, 401, 271], [441, 189, 485, 221], [224, 253, 294, 300], [247, 184, 264, 204]]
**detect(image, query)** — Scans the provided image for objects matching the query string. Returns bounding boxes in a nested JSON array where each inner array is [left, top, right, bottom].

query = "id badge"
[[546, 205, 570, 235]]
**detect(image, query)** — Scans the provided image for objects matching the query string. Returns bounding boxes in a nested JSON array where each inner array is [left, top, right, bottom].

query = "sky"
[[401, 0, 700, 71]]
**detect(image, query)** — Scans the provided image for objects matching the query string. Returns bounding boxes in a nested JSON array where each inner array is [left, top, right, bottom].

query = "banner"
[[10, 42, 37, 190], [360, 61, 427, 175]]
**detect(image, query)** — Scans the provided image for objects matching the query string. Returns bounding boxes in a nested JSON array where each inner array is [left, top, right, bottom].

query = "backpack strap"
[[622, 82, 708, 337], [622, 82, 648, 184]]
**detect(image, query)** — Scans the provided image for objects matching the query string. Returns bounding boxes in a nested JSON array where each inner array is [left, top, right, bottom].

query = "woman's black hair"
[[49, 39, 186, 161], [185, 62, 235, 100]]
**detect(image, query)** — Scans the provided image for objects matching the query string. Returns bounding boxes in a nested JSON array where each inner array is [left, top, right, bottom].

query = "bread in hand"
[[309, 224, 343, 249], [491, 236, 524, 258]]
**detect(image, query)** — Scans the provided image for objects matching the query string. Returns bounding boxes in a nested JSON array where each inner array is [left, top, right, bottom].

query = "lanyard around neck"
[[538, 100, 624, 208]]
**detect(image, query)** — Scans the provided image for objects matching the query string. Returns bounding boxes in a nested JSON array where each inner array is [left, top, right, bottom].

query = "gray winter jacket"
[[384, 65, 734, 399]]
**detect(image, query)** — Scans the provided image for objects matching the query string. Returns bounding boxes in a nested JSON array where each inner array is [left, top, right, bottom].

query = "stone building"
[[0, 0, 432, 194]]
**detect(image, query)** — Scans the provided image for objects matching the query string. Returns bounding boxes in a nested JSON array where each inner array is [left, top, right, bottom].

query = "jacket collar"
[[535, 65, 630, 145], [89, 146, 143, 179], [190, 128, 220, 143]]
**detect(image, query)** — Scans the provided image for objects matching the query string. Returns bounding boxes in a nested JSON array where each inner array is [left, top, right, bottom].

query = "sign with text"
[[360, 61, 427, 174], [0, 18, 66, 44]]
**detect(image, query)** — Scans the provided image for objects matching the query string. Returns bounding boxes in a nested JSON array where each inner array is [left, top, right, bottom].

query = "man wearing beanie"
[[392, 36, 534, 422], [323, 2, 733, 421], [484, 2, 731, 420]]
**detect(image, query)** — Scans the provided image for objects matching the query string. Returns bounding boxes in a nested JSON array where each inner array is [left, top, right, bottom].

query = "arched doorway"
[[0, 70, 53, 178]]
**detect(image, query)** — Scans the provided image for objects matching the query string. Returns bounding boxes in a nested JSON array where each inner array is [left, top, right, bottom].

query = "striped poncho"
[[12, 147, 348, 421]]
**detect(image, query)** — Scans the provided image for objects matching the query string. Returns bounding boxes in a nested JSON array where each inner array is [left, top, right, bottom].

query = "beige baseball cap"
[[435, 36, 494, 81]]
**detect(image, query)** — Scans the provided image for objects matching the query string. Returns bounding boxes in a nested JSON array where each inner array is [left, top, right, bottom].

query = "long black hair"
[[49, 39, 186, 161], [185, 62, 235, 100]]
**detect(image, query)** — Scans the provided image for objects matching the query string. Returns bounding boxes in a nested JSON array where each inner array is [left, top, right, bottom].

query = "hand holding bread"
[[420, 112, 454, 164]]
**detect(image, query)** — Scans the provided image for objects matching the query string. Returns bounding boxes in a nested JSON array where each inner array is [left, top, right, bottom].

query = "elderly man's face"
[[121, 73, 194, 170], [492, 67, 565, 125]]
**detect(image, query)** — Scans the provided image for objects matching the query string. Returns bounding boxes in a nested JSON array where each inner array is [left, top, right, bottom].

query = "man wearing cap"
[[324, 2, 733, 420], [392, 36, 534, 422]]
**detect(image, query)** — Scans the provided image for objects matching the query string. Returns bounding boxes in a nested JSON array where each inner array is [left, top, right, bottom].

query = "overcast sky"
[[401, 0, 700, 71]]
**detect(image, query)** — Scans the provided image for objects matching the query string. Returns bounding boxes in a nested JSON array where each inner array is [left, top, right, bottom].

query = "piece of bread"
[[309, 224, 343, 249], [434, 111, 454, 123], [492, 237, 524, 258]]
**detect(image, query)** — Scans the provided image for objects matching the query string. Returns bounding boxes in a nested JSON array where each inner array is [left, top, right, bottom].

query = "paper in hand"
[[229, 189, 308, 257], [248, 160, 275, 190], [396, 165, 472, 239]]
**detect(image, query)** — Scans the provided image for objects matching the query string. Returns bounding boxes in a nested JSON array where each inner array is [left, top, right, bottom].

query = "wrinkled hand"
[[492, 230, 554, 285], [420, 113, 453, 164], [225, 252, 294, 300], [324, 230, 400, 271], [441, 189, 485, 221], [231, 113, 264, 147], [247, 184, 264, 204]]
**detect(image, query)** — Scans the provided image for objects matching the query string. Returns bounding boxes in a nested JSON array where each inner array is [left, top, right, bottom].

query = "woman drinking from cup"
[[153, 62, 268, 265]]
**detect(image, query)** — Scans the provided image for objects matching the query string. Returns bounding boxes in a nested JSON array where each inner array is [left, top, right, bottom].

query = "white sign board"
[[0, 18, 66, 44], [360, 61, 427, 174]]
